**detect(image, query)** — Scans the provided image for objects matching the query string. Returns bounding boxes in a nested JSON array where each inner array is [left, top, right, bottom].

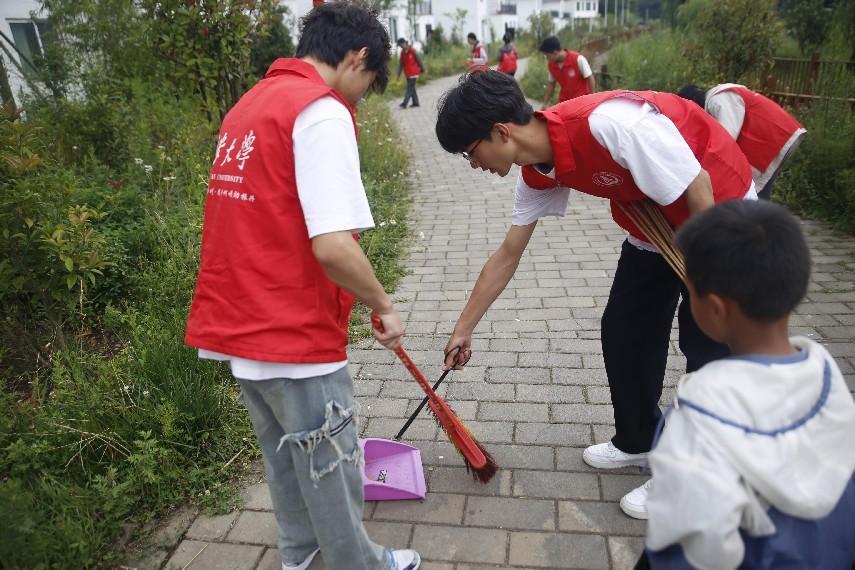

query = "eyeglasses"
[[460, 138, 484, 163]]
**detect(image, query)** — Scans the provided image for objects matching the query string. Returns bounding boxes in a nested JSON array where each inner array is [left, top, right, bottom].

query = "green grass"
[[1, 89, 412, 568]]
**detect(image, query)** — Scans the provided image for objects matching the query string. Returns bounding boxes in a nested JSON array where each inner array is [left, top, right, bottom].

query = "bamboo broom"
[[616, 200, 687, 283], [371, 314, 498, 483]]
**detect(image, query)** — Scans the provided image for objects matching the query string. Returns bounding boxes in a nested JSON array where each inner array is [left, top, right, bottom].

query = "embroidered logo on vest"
[[592, 172, 623, 187]]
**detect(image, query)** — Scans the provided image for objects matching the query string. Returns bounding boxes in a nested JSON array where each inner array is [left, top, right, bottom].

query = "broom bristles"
[[618, 200, 687, 283]]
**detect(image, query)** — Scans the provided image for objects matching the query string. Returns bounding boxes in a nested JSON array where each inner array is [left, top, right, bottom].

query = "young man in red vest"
[[539, 35, 595, 109], [434, 70, 758, 520], [185, 4, 420, 570], [396, 38, 425, 109], [466, 32, 488, 69], [678, 84, 806, 201]]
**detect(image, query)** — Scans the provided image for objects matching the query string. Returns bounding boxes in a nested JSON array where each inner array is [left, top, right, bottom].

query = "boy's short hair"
[[502, 33, 512, 43], [675, 200, 811, 322], [435, 70, 533, 154], [467, 33, 477, 41], [538, 36, 561, 53], [397, 37, 407, 47], [296, 3, 391, 93], [677, 85, 708, 109]]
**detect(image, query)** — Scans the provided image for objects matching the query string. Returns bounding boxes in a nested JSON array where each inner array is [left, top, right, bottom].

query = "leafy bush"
[[606, 28, 693, 91]]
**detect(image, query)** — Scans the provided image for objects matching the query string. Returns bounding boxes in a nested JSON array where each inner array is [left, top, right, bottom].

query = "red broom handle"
[[371, 314, 487, 468]]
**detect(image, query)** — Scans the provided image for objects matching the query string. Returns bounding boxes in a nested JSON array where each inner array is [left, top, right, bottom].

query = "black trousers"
[[601, 240, 730, 454], [402, 77, 419, 107]]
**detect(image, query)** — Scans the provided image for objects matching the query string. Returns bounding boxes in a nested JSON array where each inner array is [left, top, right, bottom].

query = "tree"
[[250, 5, 294, 79], [682, 0, 783, 85], [781, 0, 836, 57], [526, 11, 555, 47], [445, 8, 468, 44]]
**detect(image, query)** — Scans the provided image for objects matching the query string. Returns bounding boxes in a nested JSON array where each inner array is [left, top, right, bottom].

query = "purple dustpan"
[[359, 438, 426, 501]]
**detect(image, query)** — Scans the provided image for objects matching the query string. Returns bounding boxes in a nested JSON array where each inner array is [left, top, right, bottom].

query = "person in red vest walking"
[[185, 4, 420, 570], [497, 33, 518, 77], [396, 38, 425, 109], [466, 32, 488, 70], [678, 84, 807, 201], [538, 35, 595, 108], [434, 70, 759, 520]]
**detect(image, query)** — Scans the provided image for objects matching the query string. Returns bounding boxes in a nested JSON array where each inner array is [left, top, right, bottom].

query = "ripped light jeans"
[[237, 367, 394, 570]]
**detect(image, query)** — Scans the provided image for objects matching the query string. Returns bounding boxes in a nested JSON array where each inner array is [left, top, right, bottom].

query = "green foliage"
[[606, 28, 692, 91], [680, 0, 783, 85], [781, 0, 835, 57], [251, 5, 295, 78], [527, 11, 556, 48], [518, 53, 550, 102], [775, 95, 855, 234]]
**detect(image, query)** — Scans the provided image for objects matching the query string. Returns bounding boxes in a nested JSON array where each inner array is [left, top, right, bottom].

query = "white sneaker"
[[393, 549, 421, 570], [582, 441, 648, 469], [282, 548, 319, 570], [620, 479, 652, 519]]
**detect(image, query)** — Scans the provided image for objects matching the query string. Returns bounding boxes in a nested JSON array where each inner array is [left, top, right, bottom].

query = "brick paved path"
[[144, 71, 855, 570]]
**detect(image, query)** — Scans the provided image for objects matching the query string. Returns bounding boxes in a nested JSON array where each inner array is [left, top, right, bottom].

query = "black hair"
[[296, 3, 391, 93], [502, 33, 512, 44], [435, 70, 534, 153], [467, 33, 478, 41], [397, 37, 407, 47], [675, 200, 811, 322], [538, 36, 561, 53], [677, 85, 708, 109]]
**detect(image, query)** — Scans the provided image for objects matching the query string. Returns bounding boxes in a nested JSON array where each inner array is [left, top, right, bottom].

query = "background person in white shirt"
[[466, 33, 488, 69], [678, 84, 807, 201]]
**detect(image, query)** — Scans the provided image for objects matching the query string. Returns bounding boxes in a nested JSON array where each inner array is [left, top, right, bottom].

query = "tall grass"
[[1, 90, 412, 568], [605, 29, 692, 92]]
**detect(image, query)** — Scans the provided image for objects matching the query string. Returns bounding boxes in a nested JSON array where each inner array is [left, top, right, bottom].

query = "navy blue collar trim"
[[673, 360, 832, 437], [725, 348, 808, 366]]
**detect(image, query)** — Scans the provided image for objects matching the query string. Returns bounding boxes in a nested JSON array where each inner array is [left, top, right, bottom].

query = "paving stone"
[[411, 525, 508, 564], [240, 481, 272, 510], [447, 382, 515, 402], [125, 549, 168, 570], [488, 367, 551, 384], [465, 496, 556, 530], [514, 422, 591, 446], [559, 501, 647, 536], [427, 466, 513, 496], [513, 470, 599, 500], [374, 493, 465, 525], [609, 536, 647, 570], [552, 403, 616, 424], [486, 444, 554, 470], [365, 417, 437, 440], [508, 532, 608, 568], [226, 510, 278, 546], [165, 540, 263, 570], [600, 473, 650, 501], [552, 368, 609, 385], [515, 384, 585, 403], [186, 511, 240, 541], [364, 521, 413, 548], [151, 505, 199, 548], [478, 402, 549, 422]]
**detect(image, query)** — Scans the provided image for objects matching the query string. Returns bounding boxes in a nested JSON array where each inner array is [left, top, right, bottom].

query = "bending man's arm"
[[313, 231, 403, 349], [444, 222, 537, 368], [683, 168, 714, 218]]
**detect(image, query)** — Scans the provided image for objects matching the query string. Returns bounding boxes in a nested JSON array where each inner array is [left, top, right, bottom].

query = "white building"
[[279, 0, 599, 48], [0, 0, 48, 106]]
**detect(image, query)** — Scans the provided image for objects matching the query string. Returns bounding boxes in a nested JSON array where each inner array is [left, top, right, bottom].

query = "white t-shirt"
[[705, 83, 807, 190], [548, 53, 593, 81], [199, 96, 375, 380], [471, 44, 488, 66], [512, 96, 757, 251]]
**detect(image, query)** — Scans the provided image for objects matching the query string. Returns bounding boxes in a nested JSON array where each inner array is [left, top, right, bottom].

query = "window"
[[7, 20, 50, 77]]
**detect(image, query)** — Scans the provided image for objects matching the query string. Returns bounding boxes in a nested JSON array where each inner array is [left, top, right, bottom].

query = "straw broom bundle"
[[616, 200, 687, 283]]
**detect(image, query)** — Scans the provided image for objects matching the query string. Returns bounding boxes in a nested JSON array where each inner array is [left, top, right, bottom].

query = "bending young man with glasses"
[[434, 70, 758, 520]]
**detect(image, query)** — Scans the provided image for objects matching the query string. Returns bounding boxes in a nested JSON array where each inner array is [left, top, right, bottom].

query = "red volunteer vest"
[[498, 47, 518, 73], [401, 48, 421, 78], [521, 91, 753, 242], [185, 58, 358, 363], [718, 85, 804, 173], [549, 49, 590, 102]]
